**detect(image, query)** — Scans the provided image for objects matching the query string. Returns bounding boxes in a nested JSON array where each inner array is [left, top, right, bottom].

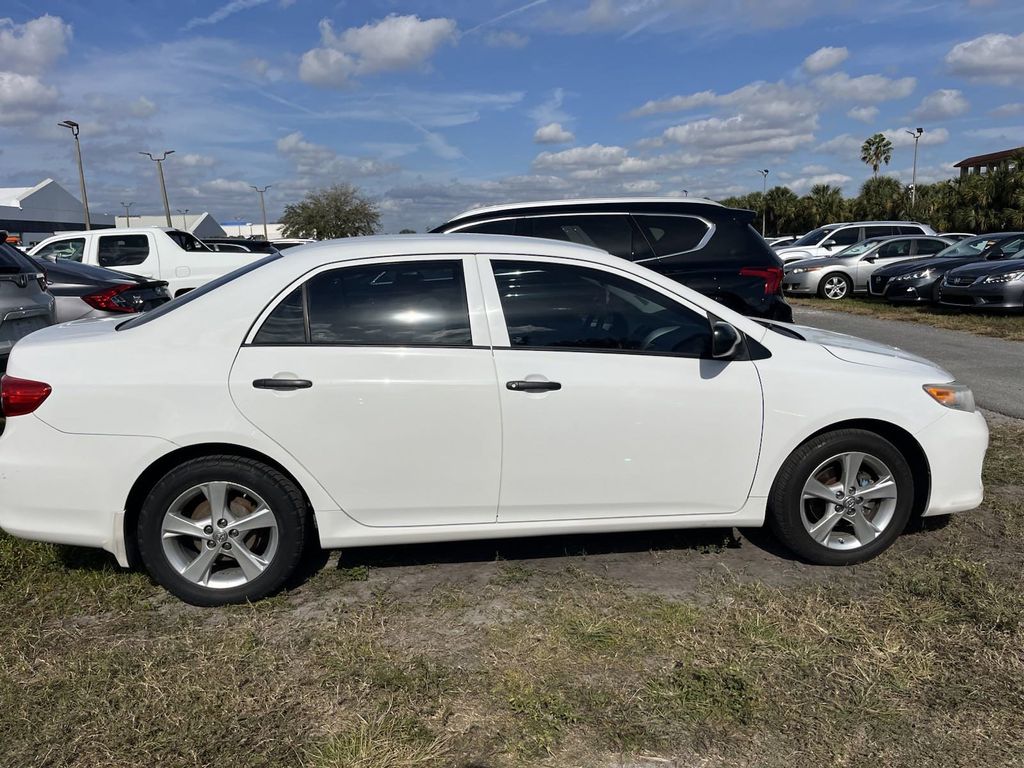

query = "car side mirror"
[[711, 321, 744, 360], [862, 255, 877, 263], [822, 239, 837, 249]]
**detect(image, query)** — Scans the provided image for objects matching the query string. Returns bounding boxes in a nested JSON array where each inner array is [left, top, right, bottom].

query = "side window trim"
[[630, 213, 716, 262]]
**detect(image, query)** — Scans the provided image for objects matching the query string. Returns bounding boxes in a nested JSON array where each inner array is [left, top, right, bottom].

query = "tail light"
[[740, 266, 784, 295], [0, 375, 52, 417], [82, 284, 140, 313]]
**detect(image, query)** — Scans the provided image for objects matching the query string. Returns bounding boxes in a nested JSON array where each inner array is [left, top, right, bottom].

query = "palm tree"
[[860, 133, 894, 177], [855, 176, 906, 220], [764, 186, 800, 234], [807, 184, 846, 224]]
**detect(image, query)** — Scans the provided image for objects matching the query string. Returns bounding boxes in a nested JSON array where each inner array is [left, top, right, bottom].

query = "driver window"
[[877, 240, 911, 258], [491, 259, 712, 358], [829, 227, 862, 247], [35, 237, 85, 262]]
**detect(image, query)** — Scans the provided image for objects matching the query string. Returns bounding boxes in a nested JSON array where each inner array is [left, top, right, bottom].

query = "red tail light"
[[0, 375, 52, 417], [740, 266, 784, 295], [82, 284, 139, 313]]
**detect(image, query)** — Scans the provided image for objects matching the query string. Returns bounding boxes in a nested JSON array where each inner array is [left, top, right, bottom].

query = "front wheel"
[[818, 273, 852, 301], [768, 429, 914, 565], [137, 456, 308, 605]]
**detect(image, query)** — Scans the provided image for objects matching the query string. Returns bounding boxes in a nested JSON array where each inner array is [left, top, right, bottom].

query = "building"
[[0, 178, 115, 247], [115, 211, 226, 238], [954, 146, 1024, 178], [221, 220, 287, 240]]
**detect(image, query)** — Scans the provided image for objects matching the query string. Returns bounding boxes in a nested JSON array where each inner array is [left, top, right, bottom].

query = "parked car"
[[939, 258, 1024, 311], [0, 235, 53, 371], [30, 255, 171, 322], [0, 235, 986, 605], [774, 221, 937, 264], [939, 232, 975, 242], [869, 233, 1024, 304], [431, 197, 792, 322], [29, 227, 251, 297], [202, 238, 281, 255], [272, 238, 316, 250], [768, 235, 799, 248], [784, 235, 953, 300]]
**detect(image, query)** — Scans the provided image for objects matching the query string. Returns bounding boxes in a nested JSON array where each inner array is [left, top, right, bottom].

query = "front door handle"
[[506, 380, 561, 392], [253, 378, 312, 391]]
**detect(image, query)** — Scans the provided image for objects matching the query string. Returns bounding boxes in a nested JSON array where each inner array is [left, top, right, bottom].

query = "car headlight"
[[896, 269, 933, 281], [982, 270, 1024, 284], [923, 381, 975, 412], [790, 266, 824, 274]]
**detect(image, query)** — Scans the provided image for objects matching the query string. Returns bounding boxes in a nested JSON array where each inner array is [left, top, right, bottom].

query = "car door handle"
[[506, 380, 561, 392], [252, 378, 313, 391]]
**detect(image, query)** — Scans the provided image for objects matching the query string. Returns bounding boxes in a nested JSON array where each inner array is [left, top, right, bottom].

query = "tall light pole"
[[121, 201, 134, 226], [176, 208, 190, 229], [140, 150, 175, 226], [757, 169, 770, 235], [250, 184, 271, 240], [906, 127, 924, 211], [58, 120, 91, 230]]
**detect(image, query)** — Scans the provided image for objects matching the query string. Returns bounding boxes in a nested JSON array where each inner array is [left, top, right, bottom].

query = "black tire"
[[137, 455, 308, 606], [817, 272, 852, 301], [767, 429, 914, 565]]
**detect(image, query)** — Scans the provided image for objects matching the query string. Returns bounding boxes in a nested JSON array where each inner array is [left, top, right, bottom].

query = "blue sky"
[[2, 0, 1023, 231]]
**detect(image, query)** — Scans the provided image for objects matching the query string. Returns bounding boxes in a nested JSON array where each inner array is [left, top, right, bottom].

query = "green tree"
[[854, 176, 907, 220], [806, 184, 846, 224], [860, 133, 894, 177], [280, 184, 380, 239], [764, 186, 800, 234]]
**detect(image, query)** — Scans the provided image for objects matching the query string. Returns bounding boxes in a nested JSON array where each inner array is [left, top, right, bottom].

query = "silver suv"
[[1, 233, 55, 371], [775, 221, 937, 264]]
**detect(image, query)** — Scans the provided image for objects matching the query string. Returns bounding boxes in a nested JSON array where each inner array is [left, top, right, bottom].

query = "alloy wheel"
[[822, 276, 849, 300]]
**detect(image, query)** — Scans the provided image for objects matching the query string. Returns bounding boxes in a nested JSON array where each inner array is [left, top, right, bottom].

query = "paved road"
[[792, 306, 1024, 418]]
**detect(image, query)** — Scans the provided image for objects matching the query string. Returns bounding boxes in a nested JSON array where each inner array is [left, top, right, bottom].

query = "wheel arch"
[[122, 442, 316, 569]]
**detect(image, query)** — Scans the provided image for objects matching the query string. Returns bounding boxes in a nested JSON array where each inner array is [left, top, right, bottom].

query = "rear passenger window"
[[255, 260, 472, 346], [633, 215, 710, 257], [898, 226, 923, 235], [523, 215, 652, 260], [829, 227, 862, 246], [457, 219, 517, 235], [876, 240, 912, 258], [98, 234, 150, 267], [915, 239, 946, 255], [863, 226, 894, 239]]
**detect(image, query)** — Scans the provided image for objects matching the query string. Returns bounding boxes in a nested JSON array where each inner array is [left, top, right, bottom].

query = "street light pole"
[[140, 150, 175, 226], [250, 185, 271, 240], [58, 120, 91, 230], [121, 201, 134, 226], [906, 128, 924, 211], [176, 208, 190, 229], [757, 169, 770, 235]]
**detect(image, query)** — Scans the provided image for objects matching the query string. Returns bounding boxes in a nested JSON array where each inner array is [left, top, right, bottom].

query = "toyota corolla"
[[0, 235, 988, 605]]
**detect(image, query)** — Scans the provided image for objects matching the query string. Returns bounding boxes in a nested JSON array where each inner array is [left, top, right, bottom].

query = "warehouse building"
[[0, 178, 114, 247], [115, 212, 226, 238]]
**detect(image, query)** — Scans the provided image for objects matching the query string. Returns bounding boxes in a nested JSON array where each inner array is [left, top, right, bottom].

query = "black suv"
[[430, 198, 792, 322]]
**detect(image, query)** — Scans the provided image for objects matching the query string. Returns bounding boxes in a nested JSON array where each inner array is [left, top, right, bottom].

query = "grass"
[[1, 421, 1023, 767], [789, 296, 1024, 341]]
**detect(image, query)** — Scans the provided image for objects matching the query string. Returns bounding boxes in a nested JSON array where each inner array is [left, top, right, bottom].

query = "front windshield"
[[834, 239, 882, 258], [938, 235, 1005, 258], [789, 226, 834, 247]]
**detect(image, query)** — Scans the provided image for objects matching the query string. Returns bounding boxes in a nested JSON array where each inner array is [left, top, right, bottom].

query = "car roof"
[[39, 226, 180, 238], [442, 197, 724, 224]]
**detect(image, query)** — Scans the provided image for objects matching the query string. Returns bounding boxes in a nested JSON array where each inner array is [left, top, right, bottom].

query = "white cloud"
[[179, 153, 216, 167], [534, 143, 628, 170], [847, 105, 879, 123], [0, 72, 58, 125], [529, 87, 571, 127], [630, 80, 814, 121], [0, 14, 72, 75], [911, 89, 969, 120], [815, 133, 862, 155], [484, 30, 529, 48], [802, 46, 848, 74], [300, 15, 458, 87], [661, 115, 816, 159], [129, 96, 157, 118], [534, 122, 575, 144], [946, 32, 1024, 84], [965, 125, 1024, 143], [813, 72, 916, 102], [560, 0, 836, 34], [800, 164, 831, 174], [788, 172, 853, 193], [881, 126, 949, 147], [184, 0, 274, 30], [991, 102, 1024, 117], [277, 131, 399, 177]]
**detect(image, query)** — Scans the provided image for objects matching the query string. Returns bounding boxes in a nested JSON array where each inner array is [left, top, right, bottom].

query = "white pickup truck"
[[28, 227, 253, 297]]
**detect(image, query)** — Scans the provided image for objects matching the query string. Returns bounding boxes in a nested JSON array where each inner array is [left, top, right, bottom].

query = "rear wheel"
[[768, 429, 914, 565], [818, 273, 852, 301], [137, 456, 308, 605]]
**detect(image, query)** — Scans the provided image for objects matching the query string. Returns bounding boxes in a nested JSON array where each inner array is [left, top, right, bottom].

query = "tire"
[[137, 455, 308, 606], [767, 429, 914, 565], [817, 273, 852, 301]]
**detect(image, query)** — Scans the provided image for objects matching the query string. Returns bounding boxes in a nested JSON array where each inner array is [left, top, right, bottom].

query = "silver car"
[[783, 235, 953, 300], [1, 235, 54, 371]]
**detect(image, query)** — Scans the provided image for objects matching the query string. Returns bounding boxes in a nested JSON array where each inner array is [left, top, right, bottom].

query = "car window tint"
[[457, 219, 516, 235], [253, 287, 306, 344], [524, 215, 642, 260], [898, 225, 923, 235], [492, 260, 711, 358], [864, 226, 894, 239], [167, 230, 213, 252], [633, 215, 710, 257], [34, 237, 86, 262], [876, 239, 912, 258], [98, 234, 150, 267], [303, 260, 471, 346], [0, 241, 36, 272], [829, 227, 862, 246], [915, 239, 947, 255]]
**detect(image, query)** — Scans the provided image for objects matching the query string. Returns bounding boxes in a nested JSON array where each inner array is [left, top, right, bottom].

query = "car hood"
[[872, 255, 975, 277], [763, 321, 951, 378], [946, 257, 1024, 279]]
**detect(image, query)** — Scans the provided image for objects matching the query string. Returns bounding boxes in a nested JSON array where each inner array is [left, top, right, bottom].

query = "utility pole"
[[906, 127, 924, 211], [757, 169, 770, 235], [140, 151, 175, 226], [177, 208, 190, 229], [120, 201, 134, 226], [250, 185, 271, 240], [58, 120, 91, 230]]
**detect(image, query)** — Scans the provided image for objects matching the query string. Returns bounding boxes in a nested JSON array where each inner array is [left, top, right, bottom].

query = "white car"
[[0, 235, 987, 605], [775, 221, 937, 264], [29, 227, 252, 297]]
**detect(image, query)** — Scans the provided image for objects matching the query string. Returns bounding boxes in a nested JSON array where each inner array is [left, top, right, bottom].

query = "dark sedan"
[[940, 258, 1024, 311], [869, 233, 1024, 304], [31, 256, 171, 322]]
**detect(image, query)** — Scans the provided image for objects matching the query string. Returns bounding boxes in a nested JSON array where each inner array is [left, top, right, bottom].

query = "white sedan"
[[0, 235, 987, 605]]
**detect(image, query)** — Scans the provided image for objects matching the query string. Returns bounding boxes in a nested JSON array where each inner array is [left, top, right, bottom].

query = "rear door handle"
[[253, 378, 312, 391], [506, 380, 561, 392]]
